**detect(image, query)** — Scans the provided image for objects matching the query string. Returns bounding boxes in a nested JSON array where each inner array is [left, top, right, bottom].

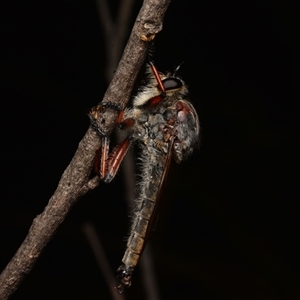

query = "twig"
[[82, 223, 125, 300], [0, 0, 172, 298]]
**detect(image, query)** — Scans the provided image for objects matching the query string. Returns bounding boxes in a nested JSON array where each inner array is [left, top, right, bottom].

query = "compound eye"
[[162, 78, 182, 92]]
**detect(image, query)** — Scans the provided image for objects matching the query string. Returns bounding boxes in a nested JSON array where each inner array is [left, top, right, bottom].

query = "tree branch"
[[0, 0, 172, 298]]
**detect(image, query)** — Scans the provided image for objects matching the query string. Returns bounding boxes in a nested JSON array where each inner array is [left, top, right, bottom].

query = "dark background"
[[1, 1, 299, 299]]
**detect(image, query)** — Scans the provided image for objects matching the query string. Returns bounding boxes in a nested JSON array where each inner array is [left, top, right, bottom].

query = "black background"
[[1, 1, 299, 299]]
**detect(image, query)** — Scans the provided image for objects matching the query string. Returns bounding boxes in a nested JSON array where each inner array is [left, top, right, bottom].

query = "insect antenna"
[[149, 61, 165, 93], [173, 61, 185, 76]]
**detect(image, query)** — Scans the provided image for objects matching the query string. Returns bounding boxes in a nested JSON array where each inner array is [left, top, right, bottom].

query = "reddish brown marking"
[[176, 101, 186, 111], [176, 101, 190, 122], [149, 95, 163, 106], [104, 138, 131, 182], [149, 61, 165, 93], [119, 118, 135, 130], [100, 137, 109, 179], [117, 110, 125, 124]]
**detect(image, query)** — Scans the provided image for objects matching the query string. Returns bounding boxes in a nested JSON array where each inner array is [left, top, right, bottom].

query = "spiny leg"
[[101, 138, 131, 183], [95, 110, 136, 183], [95, 136, 130, 183]]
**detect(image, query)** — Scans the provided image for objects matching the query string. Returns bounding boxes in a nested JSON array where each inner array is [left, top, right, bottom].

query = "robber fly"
[[89, 62, 200, 293]]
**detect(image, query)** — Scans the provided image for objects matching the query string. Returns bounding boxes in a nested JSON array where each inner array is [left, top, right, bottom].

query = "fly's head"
[[131, 63, 187, 109]]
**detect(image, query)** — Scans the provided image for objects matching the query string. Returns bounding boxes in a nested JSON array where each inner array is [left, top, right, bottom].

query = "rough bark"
[[0, 0, 172, 298]]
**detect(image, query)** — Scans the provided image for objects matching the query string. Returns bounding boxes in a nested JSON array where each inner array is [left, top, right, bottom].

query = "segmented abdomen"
[[121, 143, 167, 268]]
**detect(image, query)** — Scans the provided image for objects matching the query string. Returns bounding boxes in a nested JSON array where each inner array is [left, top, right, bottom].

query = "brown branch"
[[0, 0, 172, 298]]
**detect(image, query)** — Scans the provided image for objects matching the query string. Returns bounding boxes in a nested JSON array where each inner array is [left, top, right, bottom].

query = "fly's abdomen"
[[117, 147, 165, 292], [122, 147, 164, 266], [122, 198, 155, 267]]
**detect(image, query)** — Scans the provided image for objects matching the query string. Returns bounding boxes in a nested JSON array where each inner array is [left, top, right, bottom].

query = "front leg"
[[100, 137, 131, 183], [94, 110, 136, 183]]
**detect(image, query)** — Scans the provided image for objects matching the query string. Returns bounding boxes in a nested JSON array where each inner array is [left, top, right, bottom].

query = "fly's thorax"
[[173, 100, 200, 161]]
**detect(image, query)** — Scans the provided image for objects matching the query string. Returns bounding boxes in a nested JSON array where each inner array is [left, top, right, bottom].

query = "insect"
[[89, 62, 200, 293]]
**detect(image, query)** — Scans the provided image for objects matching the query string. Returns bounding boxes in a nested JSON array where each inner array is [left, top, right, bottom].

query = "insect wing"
[[142, 138, 175, 249]]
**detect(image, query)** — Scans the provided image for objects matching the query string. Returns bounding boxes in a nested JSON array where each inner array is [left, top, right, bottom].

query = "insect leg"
[[97, 136, 109, 179], [99, 138, 131, 183], [93, 107, 135, 182]]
